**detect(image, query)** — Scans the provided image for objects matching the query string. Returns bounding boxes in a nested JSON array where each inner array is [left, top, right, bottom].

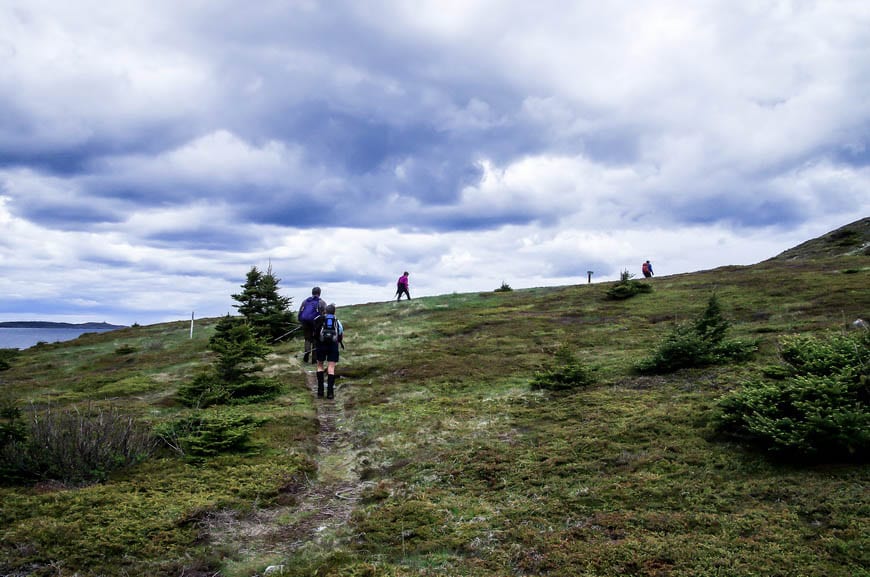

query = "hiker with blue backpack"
[[298, 286, 326, 363], [313, 303, 344, 399]]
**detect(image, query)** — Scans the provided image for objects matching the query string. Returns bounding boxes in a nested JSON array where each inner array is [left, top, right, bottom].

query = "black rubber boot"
[[326, 373, 335, 399], [316, 371, 325, 397]]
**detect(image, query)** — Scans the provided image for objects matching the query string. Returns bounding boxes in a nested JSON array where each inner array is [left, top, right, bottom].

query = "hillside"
[[0, 228, 868, 576], [771, 216, 870, 260]]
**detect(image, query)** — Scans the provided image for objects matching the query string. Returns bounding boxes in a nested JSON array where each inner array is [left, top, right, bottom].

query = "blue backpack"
[[299, 297, 321, 322], [319, 314, 339, 343]]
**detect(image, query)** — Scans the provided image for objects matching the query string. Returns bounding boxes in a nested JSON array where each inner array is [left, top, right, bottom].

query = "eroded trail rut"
[[204, 368, 371, 564]]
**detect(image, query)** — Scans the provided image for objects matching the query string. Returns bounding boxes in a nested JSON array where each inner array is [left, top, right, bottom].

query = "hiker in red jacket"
[[642, 260, 654, 278], [395, 272, 411, 301]]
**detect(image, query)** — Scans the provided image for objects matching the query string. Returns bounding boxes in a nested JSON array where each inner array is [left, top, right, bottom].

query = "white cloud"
[[0, 0, 868, 325]]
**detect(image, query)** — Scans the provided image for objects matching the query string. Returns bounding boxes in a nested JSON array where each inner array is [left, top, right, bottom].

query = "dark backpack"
[[299, 297, 321, 322], [319, 314, 339, 343]]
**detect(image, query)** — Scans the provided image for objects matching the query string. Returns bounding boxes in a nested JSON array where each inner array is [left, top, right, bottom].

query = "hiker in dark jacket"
[[314, 303, 344, 399], [298, 286, 326, 363], [395, 272, 411, 301]]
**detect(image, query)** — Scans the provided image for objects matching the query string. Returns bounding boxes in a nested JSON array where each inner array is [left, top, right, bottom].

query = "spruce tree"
[[231, 265, 295, 340]]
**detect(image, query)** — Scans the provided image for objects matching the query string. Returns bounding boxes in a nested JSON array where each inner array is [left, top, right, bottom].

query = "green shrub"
[[778, 333, 866, 377], [715, 330, 869, 460], [177, 317, 281, 407], [605, 270, 652, 300], [209, 316, 271, 384], [636, 294, 756, 374], [177, 372, 230, 408], [178, 371, 283, 408], [495, 281, 513, 292], [0, 348, 20, 371], [114, 344, 137, 355], [530, 346, 596, 391], [0, 403, 155, 484], [155, 409, 265, 458], [225, 377, 284, 404]]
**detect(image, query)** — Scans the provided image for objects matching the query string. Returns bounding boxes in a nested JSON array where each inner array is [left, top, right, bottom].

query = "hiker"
[[395, 271, 411, 301], [298, 286, 326, 363], [314, 303, 344, 399], [642, 260, 654, 279]]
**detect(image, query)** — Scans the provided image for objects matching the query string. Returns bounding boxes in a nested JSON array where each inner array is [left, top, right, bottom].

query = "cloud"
[[0, 0, 868, 325]]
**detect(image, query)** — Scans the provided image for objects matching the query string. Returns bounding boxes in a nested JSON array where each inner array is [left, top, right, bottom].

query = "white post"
[[190, 311, 194, 339]]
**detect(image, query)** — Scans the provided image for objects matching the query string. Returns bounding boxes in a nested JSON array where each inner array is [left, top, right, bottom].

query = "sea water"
[[0, 328, 117, 350]]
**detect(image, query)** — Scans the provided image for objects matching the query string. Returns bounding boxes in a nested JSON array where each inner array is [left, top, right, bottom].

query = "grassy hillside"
[[1, 231, 868, 576]]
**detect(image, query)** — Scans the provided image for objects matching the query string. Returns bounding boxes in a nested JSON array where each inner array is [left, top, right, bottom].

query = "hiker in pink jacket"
[[395, 272, 411, 301]]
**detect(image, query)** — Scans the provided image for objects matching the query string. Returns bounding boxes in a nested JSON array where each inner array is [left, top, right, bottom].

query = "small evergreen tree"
[[693, 293, 730, 344], [177, 315, 281, 407], [209, 317, 271, 384], [231, 264, 295, 341], [606, 269, 652, 300], [530, 346, 596, 391], [636, 294, 755, 374], [715, 330, 869, 460]]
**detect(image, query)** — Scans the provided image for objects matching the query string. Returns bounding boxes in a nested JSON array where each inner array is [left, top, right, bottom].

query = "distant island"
[[0, 321, 127, 329]]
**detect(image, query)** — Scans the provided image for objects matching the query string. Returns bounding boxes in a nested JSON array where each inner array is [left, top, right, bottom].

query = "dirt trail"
[[203, 366, 370, 563]]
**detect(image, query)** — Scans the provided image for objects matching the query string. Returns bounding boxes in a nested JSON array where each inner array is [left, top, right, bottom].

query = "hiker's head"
[[404, 271, 409, 276], [325, 303, 336, 314], [312, 286, 321, 296]]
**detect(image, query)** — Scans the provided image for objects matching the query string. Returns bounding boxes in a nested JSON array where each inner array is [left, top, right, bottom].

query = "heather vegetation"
[[0, 224, 868, 576]]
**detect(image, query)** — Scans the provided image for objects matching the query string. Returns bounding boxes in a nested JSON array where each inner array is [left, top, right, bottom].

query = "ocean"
[[0, 328, 119, 350]]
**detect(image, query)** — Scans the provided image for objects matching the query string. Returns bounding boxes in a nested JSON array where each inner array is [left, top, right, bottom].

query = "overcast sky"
[[1, 1, 868, 326]]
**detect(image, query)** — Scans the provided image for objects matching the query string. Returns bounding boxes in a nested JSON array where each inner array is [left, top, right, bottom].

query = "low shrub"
[[114, 344, 137, 355], [155, 409, 265, 458], [178, 372, 283, 408], [530, 346, 596, 391], [177, 316, 281, 407], [226, 377, 284, 404], [636, 294, 756, 374], [605, 270, 652, 300], [0, 403, 156, 484], [495, 281, 513, 292], [177, 372, 230, 408], [715, 330, 869, 460], [209, 318, 271, 384], [0, 348, 20, 371]]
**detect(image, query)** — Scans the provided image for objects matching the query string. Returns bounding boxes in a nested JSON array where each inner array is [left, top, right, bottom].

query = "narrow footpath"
[[203, 365, 371, 568]]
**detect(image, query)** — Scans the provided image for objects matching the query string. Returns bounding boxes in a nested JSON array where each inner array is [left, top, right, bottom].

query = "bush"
[[209, 317, 271, 384], [177, 372, 230, 408], [605, 270, 652, 300], [178, 371, 283, 408], [0, 403, 155, 484], [178, 317, 282, 407], [154, 409, 265, 458], [715, 330, 869, 460], [495, 281, 513, 292], [530, 346, 596, 391], [114, 344, 137, 355], [636, 294, 756, 374], [0, 348, 20, 371]]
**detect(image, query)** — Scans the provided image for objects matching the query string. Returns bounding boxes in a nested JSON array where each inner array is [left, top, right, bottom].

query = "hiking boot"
[[316, 371, 325, 397], [326, 373, 335, 399]]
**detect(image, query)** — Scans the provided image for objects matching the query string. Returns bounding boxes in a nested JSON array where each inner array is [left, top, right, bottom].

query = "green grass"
[[1, 253, 868, 576]]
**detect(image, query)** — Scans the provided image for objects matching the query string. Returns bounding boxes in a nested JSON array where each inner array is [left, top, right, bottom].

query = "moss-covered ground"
[[1, 254, 868, 576]]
